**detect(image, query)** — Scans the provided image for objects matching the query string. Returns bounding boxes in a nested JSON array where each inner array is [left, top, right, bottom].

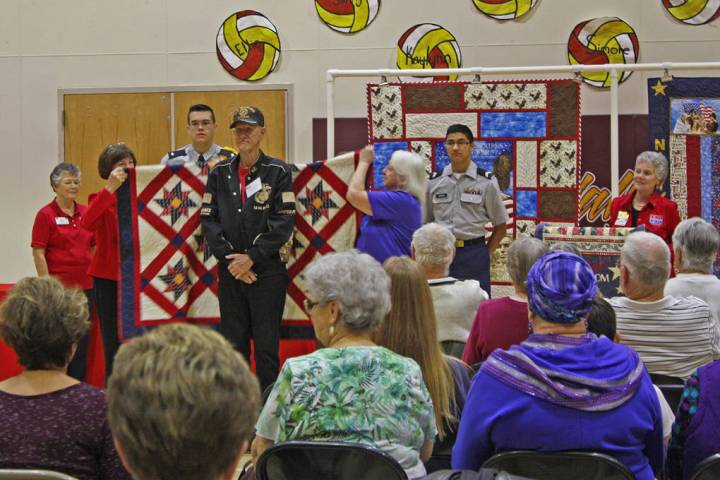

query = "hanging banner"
[[568, 17, 639, 88], [216, 10, 281, 81], [315, 0, 381, 33], [396, 24, 462, 82], [661, 0, 720, 25], [472, 0, 538, 20]]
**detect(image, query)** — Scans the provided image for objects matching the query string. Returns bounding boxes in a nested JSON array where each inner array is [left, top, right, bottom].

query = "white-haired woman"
[[252, 251, 436, 479], [31, 162, 94, 381], [347, 145, 426, 263], [610, 151, 680, 245]]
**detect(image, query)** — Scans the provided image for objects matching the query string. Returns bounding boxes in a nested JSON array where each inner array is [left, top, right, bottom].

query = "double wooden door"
[[63, 89, 287, 203]]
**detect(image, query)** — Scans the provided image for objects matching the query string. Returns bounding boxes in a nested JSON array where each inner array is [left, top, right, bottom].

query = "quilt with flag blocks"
[[367, 80, 581, 296]]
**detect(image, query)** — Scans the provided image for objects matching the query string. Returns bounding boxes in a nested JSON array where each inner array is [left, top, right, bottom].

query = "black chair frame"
[[482, 450, 636, 480]]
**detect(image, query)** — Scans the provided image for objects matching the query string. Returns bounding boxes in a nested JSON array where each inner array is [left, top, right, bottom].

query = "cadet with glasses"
[[426, 124, 508, 296], [160, 104, 235, 170]]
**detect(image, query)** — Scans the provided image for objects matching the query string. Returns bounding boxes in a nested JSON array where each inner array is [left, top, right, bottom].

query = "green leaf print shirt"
[[256, 346, 437, 479]]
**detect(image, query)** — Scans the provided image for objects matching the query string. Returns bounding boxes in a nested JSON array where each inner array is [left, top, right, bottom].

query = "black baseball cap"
[[230, 106, 265, 128]]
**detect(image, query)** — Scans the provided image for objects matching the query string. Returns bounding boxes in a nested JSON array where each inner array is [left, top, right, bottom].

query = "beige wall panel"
[[173, 90, 286, 161], [63, 93, 170, 204]]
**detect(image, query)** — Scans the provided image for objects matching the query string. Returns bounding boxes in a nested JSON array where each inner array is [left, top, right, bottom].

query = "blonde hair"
[[375, 256, 455, 439], [0, 277, 88, 370], [107, 323, 260, 480]]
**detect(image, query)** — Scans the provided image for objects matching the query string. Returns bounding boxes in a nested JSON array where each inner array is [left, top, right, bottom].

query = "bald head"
[[621, 231, 671, 293]]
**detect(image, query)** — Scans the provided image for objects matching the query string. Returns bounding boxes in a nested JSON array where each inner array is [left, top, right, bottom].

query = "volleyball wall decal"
[[472, 0, 538, 20], [567, 17, 639, 88], [662, 0, 720, 25], [396, 24, 462, 82], [315, 0, 380, 33], [216, 10, 281, 81]]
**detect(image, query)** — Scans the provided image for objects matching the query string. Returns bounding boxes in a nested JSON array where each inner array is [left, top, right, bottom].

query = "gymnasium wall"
[[0, 0, 718, 281]]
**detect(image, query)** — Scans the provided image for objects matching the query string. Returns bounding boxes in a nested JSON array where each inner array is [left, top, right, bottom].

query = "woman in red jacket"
[[609, 151, 680, 245], [81, 143, 135, 379]]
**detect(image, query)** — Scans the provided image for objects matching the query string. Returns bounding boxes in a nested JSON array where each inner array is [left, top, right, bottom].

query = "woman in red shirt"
[[31, 162, 94, 380], [81, 143, 135, 379], [609, 151, 680, 245]]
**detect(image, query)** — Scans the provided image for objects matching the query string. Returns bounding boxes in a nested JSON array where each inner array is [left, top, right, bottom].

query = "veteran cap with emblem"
[[230, 106, 265, 128]]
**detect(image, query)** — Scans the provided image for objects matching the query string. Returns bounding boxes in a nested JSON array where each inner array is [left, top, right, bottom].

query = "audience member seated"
[[252, 251, 436, 479], [107, 323, 260, 480], [463, 236, 547, 365], [665, 217, 720, 325], [609, 231, 720, 380], [376, 256, 472, 446], [0, 277, 130, 480], [586, 295, 675, 447], [667, 359, 720, 480], [411, 223, 488, 358], [452, 251, 664, 480]]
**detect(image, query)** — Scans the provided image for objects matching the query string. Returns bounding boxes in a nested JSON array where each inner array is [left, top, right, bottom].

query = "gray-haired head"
[[635, 151, 669, 185], [621, 231, 671, 289], [390, 150, 427, 212], [303, 250, 391, 331], [507, 236, 548, 293], [50, 163, 81, 188], [672, 217, 720, 274], [412, 223, 455, 274]]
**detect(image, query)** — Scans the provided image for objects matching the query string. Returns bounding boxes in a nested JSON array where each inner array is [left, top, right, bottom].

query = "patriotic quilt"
[[367, 80, 581, 295], [537, 226, 637, 298], [117, 152, 360, 341], [648, 77, 720, 274]]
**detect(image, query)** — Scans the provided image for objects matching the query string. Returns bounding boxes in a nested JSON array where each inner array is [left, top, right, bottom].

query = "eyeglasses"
[[305, 298, 321, 311], [444, 140, 470, 147], [189, 120, 213, 129]]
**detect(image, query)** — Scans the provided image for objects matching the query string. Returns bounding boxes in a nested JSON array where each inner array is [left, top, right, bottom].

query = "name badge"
[[55, 217, 70, 225], [649, 214, 664, 226], [615, 211, 628, 227], [460, 192, 482, 204], [246, 177, 262, 198]]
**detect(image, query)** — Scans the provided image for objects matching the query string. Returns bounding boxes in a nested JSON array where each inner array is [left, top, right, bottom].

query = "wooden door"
[[173, 90, 286, 161], [63, 93, 171, 203]]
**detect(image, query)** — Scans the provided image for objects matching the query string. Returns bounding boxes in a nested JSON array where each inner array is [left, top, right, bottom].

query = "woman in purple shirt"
[[348, 145, 426, 263], [453, 251, 664, 480], [0, 277, 130, 480]]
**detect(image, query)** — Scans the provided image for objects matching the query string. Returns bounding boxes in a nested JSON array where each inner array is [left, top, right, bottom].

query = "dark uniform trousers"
[[66, 289, 94, 381], [218, 267, 288, 391], [450, 242, 491, 299]]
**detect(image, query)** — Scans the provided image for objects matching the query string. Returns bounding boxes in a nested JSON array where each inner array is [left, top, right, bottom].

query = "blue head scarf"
[[527, 251, 597, 324]]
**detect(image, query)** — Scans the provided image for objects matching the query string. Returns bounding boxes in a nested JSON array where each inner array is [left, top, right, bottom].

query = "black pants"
[[66, 289, 93, 381], [93, 277, 119, 380], [217, 267, 288, 391]]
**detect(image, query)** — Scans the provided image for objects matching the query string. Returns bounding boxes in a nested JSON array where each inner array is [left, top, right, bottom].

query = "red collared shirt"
[[31, 199, 94, 289], [609, 191, 680, 244], [80, 188, 119, 281]]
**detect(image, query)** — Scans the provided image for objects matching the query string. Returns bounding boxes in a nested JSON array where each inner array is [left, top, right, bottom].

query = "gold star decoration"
[[651, 80, 668, 96], [609, 265, 621, 281]]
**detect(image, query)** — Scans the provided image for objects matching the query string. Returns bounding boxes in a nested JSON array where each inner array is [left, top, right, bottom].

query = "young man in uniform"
[[160, 104, 234, 170], [426, 124, 508, 297], [200, 106, 295, 390]]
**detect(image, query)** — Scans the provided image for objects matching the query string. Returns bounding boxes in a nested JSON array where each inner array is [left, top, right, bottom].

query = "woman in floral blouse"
[[252, 250, 437, 479]]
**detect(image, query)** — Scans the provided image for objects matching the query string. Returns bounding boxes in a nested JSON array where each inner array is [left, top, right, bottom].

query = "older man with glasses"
[[426, 124, 508, 297], [160, 104, 235, 169]]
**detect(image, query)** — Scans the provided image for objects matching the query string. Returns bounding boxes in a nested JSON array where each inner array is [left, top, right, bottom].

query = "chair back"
[[255, 440, 408, 480], [0, 470, 79, 480], [482, 450, 635, 480], [690, 453, 720, 480], [650, 373, 685, 414]]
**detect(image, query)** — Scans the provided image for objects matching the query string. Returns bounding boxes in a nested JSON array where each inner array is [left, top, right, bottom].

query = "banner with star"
[[648, 77, 720, 276], [117, 153, 360, 344]]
